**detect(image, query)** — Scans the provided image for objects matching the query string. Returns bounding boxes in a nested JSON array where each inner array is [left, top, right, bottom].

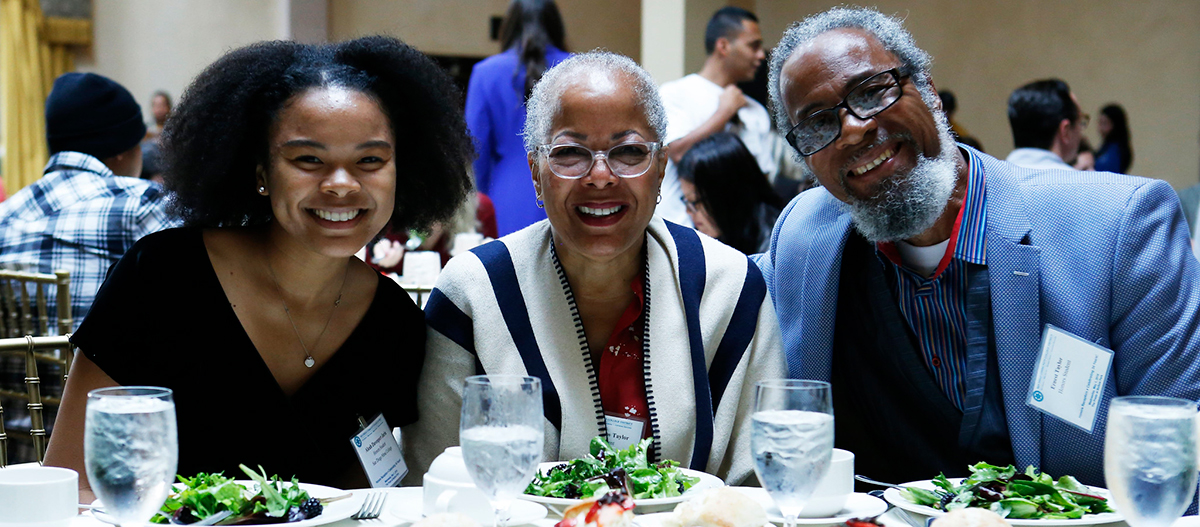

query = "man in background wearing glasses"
[[1006, 79, 1088, 170], [757, 7, 1200, 488]]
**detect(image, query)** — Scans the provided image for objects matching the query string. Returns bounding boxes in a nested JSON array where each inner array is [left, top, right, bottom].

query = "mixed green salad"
[[151, 465, 325, 525], [525, 436, 700, 501], [899, 463, 1114, 520]]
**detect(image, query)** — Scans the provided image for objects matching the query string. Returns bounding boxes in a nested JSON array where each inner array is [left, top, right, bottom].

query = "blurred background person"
[[938, 89, 984, 152], [466, 0, 569, 236], [1178, 134, 1200, 237], [677, 132, 783, 254], [1074, 138, 1096, 171], [658, 6, 772, 227], [144, 90, 171, 141], [1095, 103, 1133, 174], [140, 139, 166, 184], [1006, 78, 1086, 170], [0, 73, 171, 331]]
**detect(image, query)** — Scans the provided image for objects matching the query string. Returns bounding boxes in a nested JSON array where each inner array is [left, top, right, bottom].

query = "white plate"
[[521, 462, 724, 514], [93, 480, 358, 527], [730, 488, 888, 525], [385, 487, 547, 524], [883, 479, 1124, 527]]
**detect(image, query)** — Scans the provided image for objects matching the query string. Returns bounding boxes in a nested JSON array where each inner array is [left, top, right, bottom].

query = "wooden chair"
[[0, 269, 72, 338], [0, 335, 74, 467]]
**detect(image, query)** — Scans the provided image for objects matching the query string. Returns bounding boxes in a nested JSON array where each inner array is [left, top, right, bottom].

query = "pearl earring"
[[258, 186, 267, 195]]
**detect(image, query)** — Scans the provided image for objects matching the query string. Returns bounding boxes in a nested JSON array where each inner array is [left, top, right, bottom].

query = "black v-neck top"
[[73, 228, 425, 486]]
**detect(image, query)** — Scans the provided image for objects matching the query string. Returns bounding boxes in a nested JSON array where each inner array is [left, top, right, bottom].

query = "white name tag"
[[1026, 325, 1114, 433], [604, 415, 645, 451], [350, 414, 407, 487]]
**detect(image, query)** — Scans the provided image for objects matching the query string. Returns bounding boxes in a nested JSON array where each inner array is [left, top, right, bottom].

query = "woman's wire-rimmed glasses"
[[536, 141, 661, 179], [784, 68, 908, 157]]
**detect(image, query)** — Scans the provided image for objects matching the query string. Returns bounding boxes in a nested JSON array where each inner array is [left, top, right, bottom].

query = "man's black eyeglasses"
[[784, 68, 908, 157]]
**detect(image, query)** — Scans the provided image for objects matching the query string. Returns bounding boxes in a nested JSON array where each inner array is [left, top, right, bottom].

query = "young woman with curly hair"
[[45, 36, 474, 496]]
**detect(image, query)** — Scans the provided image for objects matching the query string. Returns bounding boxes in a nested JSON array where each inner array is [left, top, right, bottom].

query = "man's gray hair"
[[523, 51, 667, 152], [767, 7, 938, 133]]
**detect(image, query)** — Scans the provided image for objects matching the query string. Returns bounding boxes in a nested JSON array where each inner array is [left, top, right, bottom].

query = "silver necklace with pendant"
[[267, 260, 348, 368]]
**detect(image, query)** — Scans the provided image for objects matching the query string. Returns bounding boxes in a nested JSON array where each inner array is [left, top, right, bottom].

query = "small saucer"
[[730, 489, 889, 526], [386, 487, 548, 525]]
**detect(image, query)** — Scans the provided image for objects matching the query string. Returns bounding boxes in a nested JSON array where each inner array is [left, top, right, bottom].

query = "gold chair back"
[[401, 284, 435, 309], [0, 335, 74, 467], [0, 269, 72, 338]]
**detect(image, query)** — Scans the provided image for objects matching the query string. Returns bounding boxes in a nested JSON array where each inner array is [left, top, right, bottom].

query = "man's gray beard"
[[839, 124, 958, 244]]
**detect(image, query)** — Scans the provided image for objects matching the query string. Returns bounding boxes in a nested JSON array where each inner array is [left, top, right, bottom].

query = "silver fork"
[[352, 492, 387, 520]]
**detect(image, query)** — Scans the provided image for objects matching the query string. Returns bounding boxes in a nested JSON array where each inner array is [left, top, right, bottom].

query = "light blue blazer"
[[756, 146, 1200, 485]]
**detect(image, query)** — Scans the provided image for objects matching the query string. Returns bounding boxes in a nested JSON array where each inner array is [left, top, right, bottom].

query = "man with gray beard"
[[758, 7, 1200, 487]]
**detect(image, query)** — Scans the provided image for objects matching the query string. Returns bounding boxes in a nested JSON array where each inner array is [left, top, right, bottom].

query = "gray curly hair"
[[767, 7, 940, 134], [522, 50, 667, 152]]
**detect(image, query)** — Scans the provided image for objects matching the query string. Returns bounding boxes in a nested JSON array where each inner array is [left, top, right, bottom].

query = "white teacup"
[[0, 466, 78, 527], [422, 447, 493, 523], [798, 448, 854, 518]]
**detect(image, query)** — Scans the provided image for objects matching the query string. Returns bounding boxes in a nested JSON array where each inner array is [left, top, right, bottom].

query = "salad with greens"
[[899, 463, 1115, 520], [151, 465, 326, 525], [524, 436, 700, 501]]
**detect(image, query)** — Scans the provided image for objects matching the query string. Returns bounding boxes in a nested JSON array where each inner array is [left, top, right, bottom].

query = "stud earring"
[[258, 185, 267, 195]]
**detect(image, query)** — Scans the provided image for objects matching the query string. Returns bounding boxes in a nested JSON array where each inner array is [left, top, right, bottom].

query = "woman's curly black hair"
[[161, 36, 474, 233]]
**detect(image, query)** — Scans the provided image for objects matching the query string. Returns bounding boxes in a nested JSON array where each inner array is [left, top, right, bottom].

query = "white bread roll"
[[661, 487, 768, 527]]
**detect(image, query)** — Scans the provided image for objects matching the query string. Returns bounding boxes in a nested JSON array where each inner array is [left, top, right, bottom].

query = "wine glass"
[[751, 379, 835, 527], [85, 386, 178, 527], [459, 375, 544, 527], [1104, 396, 1198, 527]]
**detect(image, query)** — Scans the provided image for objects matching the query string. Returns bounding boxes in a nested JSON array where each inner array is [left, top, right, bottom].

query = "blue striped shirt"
[[876, 148, 987, 410]]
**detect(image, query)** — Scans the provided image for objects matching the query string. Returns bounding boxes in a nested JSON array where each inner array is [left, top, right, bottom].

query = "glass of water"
[[460, 375, 544, 527], [85, 387, 178, 527], [751, 379, 834, 527], [1104, 396, 1198, 527]]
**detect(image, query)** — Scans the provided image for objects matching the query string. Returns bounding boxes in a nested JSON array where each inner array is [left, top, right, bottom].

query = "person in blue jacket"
[[466, 0, 570, 236], [760, 6, 1200, 487]]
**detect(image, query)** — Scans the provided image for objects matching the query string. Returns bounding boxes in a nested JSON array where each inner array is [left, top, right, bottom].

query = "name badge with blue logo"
[[1026, 324, 1113, 433], [350, 413, 407, 487]]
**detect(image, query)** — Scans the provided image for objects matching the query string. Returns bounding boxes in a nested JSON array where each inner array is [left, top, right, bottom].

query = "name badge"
[[350, 414, 407, 488], [1026, 325, 1114, 433], [604, 415, 645, 451]]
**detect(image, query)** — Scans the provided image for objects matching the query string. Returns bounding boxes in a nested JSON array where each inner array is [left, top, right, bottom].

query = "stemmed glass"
[[751, 379, 835, 527], [1104, 396, 1198, 527], [459, 375, 544, 527], [85, 386, 178, 527]]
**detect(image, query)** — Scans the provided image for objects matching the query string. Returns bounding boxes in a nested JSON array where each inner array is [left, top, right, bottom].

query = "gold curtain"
[[0, 0, 91, 196]]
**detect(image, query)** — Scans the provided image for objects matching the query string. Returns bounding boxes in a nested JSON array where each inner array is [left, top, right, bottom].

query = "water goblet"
[[1104, 396, 1198, 527], [85, 386, 178, 527], [459, 375, 544, 527], [751, 379, 835, 527]]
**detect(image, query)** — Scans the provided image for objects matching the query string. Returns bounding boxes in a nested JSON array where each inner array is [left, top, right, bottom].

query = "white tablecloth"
[[69, 487, 1165, 527]]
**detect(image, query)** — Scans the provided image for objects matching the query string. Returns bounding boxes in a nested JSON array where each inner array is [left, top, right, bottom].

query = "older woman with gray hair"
[[405, 51, 784, 485]]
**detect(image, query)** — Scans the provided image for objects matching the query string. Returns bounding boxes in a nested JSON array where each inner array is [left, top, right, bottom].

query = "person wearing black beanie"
[[44, 72, 147, 178], [0, 72, 173, 345]]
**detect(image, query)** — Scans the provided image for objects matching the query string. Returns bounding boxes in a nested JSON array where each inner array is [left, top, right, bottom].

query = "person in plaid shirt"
[[0, 73, 173, 332]]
